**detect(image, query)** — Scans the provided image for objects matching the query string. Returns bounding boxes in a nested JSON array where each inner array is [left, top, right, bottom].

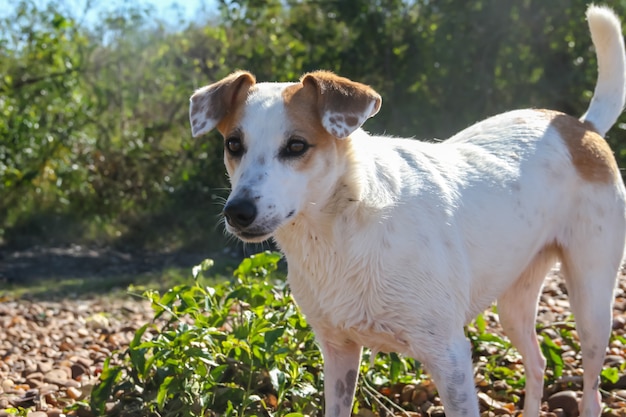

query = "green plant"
[[91, 251, 324, 416]]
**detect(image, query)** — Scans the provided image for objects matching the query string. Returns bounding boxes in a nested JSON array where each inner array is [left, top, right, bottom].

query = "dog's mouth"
[[232, 229, 273, 243], [223, 198, 296, 243]]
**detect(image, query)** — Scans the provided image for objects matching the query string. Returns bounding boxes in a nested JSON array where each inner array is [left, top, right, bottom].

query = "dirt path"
[[0, 244, 213, 283]]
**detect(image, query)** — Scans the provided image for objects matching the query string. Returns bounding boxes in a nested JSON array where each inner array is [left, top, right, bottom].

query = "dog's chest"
[[288, 266, 412, 353]]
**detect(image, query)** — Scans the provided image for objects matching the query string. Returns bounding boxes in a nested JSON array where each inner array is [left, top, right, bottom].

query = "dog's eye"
[[225, 136, 244, 156], [282, 138, 309, 158]]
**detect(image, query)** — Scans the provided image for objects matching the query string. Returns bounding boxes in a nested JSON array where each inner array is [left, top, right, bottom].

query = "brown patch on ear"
[[540, 110, 619, 183], [300, 71, 382, 138], [189, 71, 256, 137]]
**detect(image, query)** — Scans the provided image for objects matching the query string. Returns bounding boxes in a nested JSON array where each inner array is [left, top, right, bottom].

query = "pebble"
[[547, 390, 579, 417], [0, 297, 156, 416]]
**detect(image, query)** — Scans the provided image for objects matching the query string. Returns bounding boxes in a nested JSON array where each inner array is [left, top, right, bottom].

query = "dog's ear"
[[301, 71, 382, 138], [189, 71, 256, 137]]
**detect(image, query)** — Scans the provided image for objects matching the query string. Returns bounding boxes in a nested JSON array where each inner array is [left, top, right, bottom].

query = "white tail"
[[581, 5, 626, 137]]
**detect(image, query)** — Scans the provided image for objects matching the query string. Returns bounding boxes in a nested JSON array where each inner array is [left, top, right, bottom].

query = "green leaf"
[[157, 375, 174, 409], [389, 352, 403, 383], [264, 326, 285, 348], [474, 312, 486, 335], [601, 367, 620, 384]]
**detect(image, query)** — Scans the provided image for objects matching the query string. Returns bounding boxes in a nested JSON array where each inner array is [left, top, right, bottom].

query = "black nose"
[[223, 199, 257, 228]]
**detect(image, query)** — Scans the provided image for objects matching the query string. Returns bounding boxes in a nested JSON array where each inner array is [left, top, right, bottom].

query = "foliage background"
[[2, 0, 626, 251]]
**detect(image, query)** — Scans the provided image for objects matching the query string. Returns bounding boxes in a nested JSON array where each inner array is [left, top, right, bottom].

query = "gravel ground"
[[1, 266, 626, 417]]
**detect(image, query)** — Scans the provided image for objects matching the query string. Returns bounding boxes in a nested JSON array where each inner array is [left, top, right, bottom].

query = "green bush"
[[91, 251, 322, 416], [90, 251, 429, 416]]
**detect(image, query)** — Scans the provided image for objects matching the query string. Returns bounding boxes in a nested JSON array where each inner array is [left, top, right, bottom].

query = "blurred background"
[[1, 0, 626, 285]]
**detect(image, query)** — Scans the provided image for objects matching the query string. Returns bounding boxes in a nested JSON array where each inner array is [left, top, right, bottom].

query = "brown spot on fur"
[[345, 116, 359, 127], [282, 82, 348, 172], [540, 109, 619, 183]]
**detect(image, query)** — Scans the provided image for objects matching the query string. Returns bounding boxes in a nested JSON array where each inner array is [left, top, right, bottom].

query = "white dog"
[[189, 5, 626, 417]]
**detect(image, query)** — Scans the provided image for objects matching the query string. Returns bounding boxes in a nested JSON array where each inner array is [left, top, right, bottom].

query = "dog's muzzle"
[[223, 198, 257, 229]]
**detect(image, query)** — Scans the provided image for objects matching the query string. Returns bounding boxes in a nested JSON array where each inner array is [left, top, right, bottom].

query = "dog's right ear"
[[189, 71, 256, 137], [301, 71, 382, 139]]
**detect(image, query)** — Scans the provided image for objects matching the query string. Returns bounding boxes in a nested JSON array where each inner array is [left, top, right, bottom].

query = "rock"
[[26, 411, 47, 417], [478, 391, 511, 415], [493, 380, 510, 392], [412, 387, 430, 407], [44, 369, 70, 384], [401, 384, 417, 403], [70, 363, 89, 380], [420, 400, 434, 414], [356, 408, 377, 417], [427, 405, 446, 417], [547, 390, 579, 417], [26, 372, 44, 387], [605, 355, 625, 367], [1, 379, 14, 392], [45, 409, 65, 417], [66, 386, 83, 400], [552, 408, 567, 417]]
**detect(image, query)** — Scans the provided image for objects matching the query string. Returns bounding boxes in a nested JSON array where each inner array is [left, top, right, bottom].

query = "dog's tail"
[[580, 5, 626, 137]]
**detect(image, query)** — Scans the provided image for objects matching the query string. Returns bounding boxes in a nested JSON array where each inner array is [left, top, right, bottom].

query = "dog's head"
[[189, 71, 381, 242]]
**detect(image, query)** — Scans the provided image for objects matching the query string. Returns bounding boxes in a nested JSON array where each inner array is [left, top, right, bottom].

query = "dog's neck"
[[273, 130, 397, 257]]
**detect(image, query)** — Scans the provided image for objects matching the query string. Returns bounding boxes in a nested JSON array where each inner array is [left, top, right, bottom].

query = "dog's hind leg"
[[497, 247, 559, 417], [319, 338, 362, 417], [560, 240, 623, 417]]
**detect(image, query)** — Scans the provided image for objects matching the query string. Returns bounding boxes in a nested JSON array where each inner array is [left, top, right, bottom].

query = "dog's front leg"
[[426, 334, 480, 417], [319, 338, 362, 417]]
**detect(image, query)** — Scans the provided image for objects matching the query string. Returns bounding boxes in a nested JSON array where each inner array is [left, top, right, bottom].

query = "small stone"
[[1, 378, 15, 392], [37, 358, 54, 373], [428, 405, 446, 417], [552, 408, 566, 417], [67, 386, 83, 400], [412, 387, 430, 406], [605, 355, 625, 367], [45, 408, 65, 417], [356, 408, 377, 417], [70, 362, 89, 380], [547, 390, 579, 417], [26, 371, 45, 387], [44, 368, 70, 383], [420, 400, 434, 414], [401, 384, 417, 403], [26, 412, 47, 417], [493, 380, 510, 392]]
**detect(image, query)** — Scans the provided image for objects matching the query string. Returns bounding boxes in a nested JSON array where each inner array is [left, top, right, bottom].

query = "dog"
[[189, 5, 626, 417]]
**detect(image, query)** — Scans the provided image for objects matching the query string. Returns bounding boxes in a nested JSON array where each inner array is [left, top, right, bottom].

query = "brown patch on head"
[[539, 109, 619, 183], [282, 82, 349, 172]]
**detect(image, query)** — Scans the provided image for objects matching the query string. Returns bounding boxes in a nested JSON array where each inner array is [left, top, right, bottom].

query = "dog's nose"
[[223, 199, 257, 228]]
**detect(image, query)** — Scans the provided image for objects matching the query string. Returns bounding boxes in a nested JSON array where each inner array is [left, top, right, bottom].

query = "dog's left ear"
[[189, 71, 256, 137], [301, 71, 382, 138]]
